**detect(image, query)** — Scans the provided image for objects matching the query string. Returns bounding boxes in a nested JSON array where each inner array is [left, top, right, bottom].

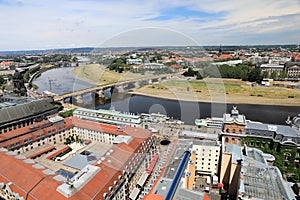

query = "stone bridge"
[[53, 75, 170, 103]]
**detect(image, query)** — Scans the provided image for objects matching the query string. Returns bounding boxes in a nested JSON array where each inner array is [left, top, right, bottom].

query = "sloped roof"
[[0, 98, 56, 125]]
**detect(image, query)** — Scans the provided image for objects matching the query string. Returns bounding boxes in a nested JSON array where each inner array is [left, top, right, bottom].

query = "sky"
[[1, 0, 300, 50]]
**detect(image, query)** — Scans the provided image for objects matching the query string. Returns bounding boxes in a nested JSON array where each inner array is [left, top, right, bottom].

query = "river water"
[[34, 67, 299, 125], [33, 67, 96, 95]]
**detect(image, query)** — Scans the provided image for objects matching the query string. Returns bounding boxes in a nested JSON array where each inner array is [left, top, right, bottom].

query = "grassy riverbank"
[[132, 79, 300, 106], [71, 64, 148, 84], [71, 64, 300, 106]]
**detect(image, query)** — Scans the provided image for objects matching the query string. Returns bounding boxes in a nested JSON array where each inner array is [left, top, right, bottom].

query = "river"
[[33, 67, 96, 95], [34, 67, 299, 125]]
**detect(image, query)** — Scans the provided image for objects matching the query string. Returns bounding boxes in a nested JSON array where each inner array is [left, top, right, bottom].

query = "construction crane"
[[48, 78, 55, 96]]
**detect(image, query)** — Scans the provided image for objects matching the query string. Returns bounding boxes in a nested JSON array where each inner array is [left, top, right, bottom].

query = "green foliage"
[[59, 109, 75, 118], [39, 54, 72, 63], [279, 71, 286, 78], [164, 60, 177, 66], [182, 68, 197, 76], [262, 71, 269, 79], [1, 84, 6, 91], [108, 57, 127, 72], [242, 137, 300, 182], [196, 72, 203, 80], [270, 71, 277, 79], [248, 68, 263, 83], [0, 75, 5, 85], [23, 66, 40, 82], [202, 65, 221, 78]]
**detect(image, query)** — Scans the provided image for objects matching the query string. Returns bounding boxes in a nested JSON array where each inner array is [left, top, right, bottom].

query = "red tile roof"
[[70, 116, 127, 135], [0, 116, 153, 200], [0, 150, 69, 200], [219, 54, 233, 59]]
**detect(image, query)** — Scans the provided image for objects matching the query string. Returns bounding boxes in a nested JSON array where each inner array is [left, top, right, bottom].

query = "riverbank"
[[71, 64, 300, 106], [71, 64, 148, 84], [131, 79, 300, 106]]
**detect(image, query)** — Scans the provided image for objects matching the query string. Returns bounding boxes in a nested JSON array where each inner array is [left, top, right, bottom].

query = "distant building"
[[211, 60, 243, 67], [143, 63, 166, 69], [11, 70, 27, 96], [195, 117, 223, 129], [259, 63, 284, 76], [126, 58, 143, 65], [285, 62, 300, 79]]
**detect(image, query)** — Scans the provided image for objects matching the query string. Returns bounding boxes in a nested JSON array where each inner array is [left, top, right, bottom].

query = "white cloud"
[[0, 0, 300, 50]]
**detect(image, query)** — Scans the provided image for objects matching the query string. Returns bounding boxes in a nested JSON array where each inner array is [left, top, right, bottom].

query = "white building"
[[73, 108, 142, 127]]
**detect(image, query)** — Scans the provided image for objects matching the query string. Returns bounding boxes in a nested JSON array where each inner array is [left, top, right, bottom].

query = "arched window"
[[232, 129, 236, 133], [225, 137, 229, 143]]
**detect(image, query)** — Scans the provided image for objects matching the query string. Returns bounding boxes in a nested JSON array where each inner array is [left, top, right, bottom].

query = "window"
[[103, 193, 108, 199], [225, 137, 229, 143]]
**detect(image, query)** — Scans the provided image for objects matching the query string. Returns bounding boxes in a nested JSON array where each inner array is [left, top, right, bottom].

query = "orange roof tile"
[[70, 116, 126, 135], [143, 193, 166, 200], [0, 116, 153, 200]]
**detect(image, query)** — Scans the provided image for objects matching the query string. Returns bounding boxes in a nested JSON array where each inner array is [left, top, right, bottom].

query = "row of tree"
[[183, 62, 265, 83]]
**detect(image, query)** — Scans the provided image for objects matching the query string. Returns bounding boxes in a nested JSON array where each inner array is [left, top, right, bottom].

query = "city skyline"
[[1, 0, 300, 50]]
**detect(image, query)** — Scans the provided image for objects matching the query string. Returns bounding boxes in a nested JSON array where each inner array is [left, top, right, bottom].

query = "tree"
[[262, 71, 269, 79], [270, 71, 277, 79], [279, 71, 286, 79], [0, 75, 4, 85], [196, 71, 203, 80], [182, 67, 198, 77], [248, 68, 262, 83]]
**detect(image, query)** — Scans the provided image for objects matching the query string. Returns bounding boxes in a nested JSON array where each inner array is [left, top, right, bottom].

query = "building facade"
[[73, 108, 142, 127], [0, 97, 58, 134], [192, 140, 221, 176], [222, 106, 246, 146], [0, 114, 156, 200]]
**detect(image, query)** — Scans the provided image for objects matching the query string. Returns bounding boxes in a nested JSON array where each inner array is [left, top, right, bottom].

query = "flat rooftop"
[[152, 177, 205, 200], [22, 141, 112, 173]]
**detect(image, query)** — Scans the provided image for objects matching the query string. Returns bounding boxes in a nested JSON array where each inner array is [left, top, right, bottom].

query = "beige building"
[[192, 140, 221, 176], [286, 62, 300, 78], [219, 144, 242, 198]]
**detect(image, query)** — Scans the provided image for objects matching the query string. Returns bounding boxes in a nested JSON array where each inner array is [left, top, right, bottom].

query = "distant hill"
[[0, 44, 298, 56]]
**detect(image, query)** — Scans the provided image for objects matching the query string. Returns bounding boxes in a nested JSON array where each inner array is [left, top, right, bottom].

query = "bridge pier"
[[134, 81, 140, 88], [96, 89, 105, 98], [74, 95, 83, 104]]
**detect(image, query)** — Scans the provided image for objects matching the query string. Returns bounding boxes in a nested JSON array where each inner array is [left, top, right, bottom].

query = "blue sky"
[[0, 0, 300, 50]]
